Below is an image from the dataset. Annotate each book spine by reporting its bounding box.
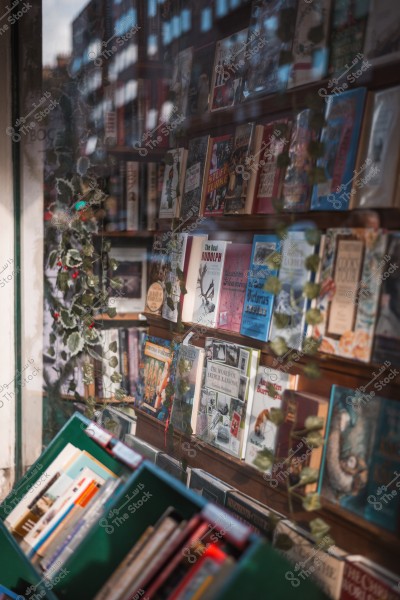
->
[126,161,139,231]
[118,328,130,396]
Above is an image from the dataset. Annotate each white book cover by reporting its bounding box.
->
[159,148,187,219]
[192,240,231,327]
[181,234,208,323]
[162,233,189,323]
[363,0,400,66]
[244,366,297,473]
[269,231,315,350]
[108,247,147,313]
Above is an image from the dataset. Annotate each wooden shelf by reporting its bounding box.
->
[61,394,136,405]
[135,408,400,575]
[146,314,400,400]
[94,230,155,239]
[94,312,147,321]
[107,146,167,162]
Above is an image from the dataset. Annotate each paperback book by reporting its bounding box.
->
[181,135,210,220]
[363,0,400,66]
[139,336,176,420]
[170,343,205,436]
[240,234,280,342]
[169,47,193,118]
[328,0,371,75]
[126,161,139,231]
[311,228,387,363]
[202,134,233,216]
[187,43,214,117]
[161,233,190,323]
[217,242,252,333]
[195,337,260,459]
[210,29,248,111]
[159,148,188,219]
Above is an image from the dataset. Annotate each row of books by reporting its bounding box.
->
[147,229,400,366]
[119,436,400,600]
[158,84,400,218]
[137,333,400,534]
[168,0,400,116]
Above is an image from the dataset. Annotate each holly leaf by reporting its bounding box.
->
[57,271,70,293]
[166,297,175,311]
[67,331,84,357]
[109,258,119,271]
[264,276,281,294]
[305,415,324,431]
[165,281,173,294]
[305,308,323,326]
[303,362,321,380]
[179,282,187,295]
[309,518,330,540]
[269,407,284,426]
[302,337,321,355]
[110,371,122,384]
[86,346,103,361]
[306,430,325,448]
[302,493,322,512]
[297,467,319,486]
[270,337,289,357]
[305,229,322,246]
[303,282,321,299]
[266,252,282,270]
[49,333,56,345]
[65,249,83,268]
[176,266,184,280]
[107,307,117,319]
[82,293,95,306]
[109,277,123,290]
[60,309,77,329]
[82,243,95,257]
[114,387,127,401]
[87,274,100,288]
[48,250,58,269]
[109,341,118,353]
[109,356,118,368]
[47,346,55,357]
[273,313,290,329]
[305,254,320,272]
[83,327,100,345]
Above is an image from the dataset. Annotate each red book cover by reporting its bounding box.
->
[202,134,233,216]
[217,243,252,333]
[253,119,291,214]
[341,559,400,600]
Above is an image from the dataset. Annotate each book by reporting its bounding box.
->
[169,47,194,118]
[341,555,400,599]
[244,366,298,474]
[319,385,400,532]
[328,0,370,75]
[127,327,140,398]
[181,234,209,323]
[98,406,136,441]
[139,335,175,419]
[269,231,316,350]
[310,88,367,211]
[191,240,231,327]
[188,469,235,506]
[217,243,252,333]
[146,162,159,231]
[225,490,284,539]
[242,0,297,99]
[224,123,264,215]
[155,453,189,485]
[187,42,214,117]
[108,247,147,313]
[162,233,191,323]
[350,86,400,209]
[253,120,291,214]
[274,519,347,599]
[275,390,329,494]
[373,233,400,367]
[210,28,248,111]
[126,161,139,231]
[123,435,162,463]
[195,337,260,459]
[363,0,400,66]
[159,148,188,219]
[288,0,332,88]
[311,228,387,363]
[202,134,233,217]
[145,236,169,316]
[170,343,205,436]
[282,109,316,212]
[181,135,210,220]
[240,234,280,342]
[118,329,129,394]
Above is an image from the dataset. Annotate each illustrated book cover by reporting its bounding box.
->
[170,344,206,436]
[202,134,233,217]
[210,29,248,111]
[217,242,252,333]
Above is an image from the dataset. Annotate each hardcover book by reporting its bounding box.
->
[159,148,188,219]
[311,228,387,363]
[187,42,214,117]
[240,234,280,342]
[217,243,252,333]
[350,86,400,209]
[195,337,260,459]
[242,0,297,99]
[244,366,298,474]
[341,556,400,599]
[170,343,205,436]
[139,336,176,420]
[202,134,233,217]
[288,0,332,88]
[363,0,400,66]
[189,469,235,506]
[169,47,193,118]
[224,123,264,215]
[282,109,316,212]
[192,239,231,327]
[328,0,370,75]
[310,88,367,211]
[181,135,210,220]
[108,247,147,313]
[225,490,284,539]
[373,233,400,367]
[269,231,316,350]
[319,385,400,533]
[210,28,248,111]
[253,120,291,214]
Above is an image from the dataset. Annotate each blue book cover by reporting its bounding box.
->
[319,385,400,532]
[310,87,367,211]
[240,234,280,342]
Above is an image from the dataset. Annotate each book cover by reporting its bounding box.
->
[127,328,139,398]
[341,556,400,599]
[170,344,205,435]
[319,385,400,532]
[146,162,159,231]
[253,120,291,214]
[224,490,283,539]
[192,240,231,327]
[108,247,147,313]
[139,336,176,420]
[126,161,139,231]
[224,123,256,215]
[312,228,387,363]
[155,453,188,485]
[145,236,169,316]
[210,28,248,111]
[202,134,233,217]
[373,233,400,367]
[240,234,280,342]
[162,233,190,323]
[189,468,235,506]
[169,46,193,118]
[328,0,370,75]
[159,148,188,219]
[269,231,316,350]
[187,42,214,117]
[181,135,210,220]
[242,0,297,99]
[181,234,209,323]
[275,390,329,494]
[244,366,297,474]
[310,88,367,211]
[195,337,260,459]
[288,0,332,88]
[363,0,400,66]
[282,109,316,212]
[217,243,252,333]
[351,86,400,209]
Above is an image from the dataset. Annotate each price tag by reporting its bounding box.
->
[85,423,113,447]
[113,441,143,469]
